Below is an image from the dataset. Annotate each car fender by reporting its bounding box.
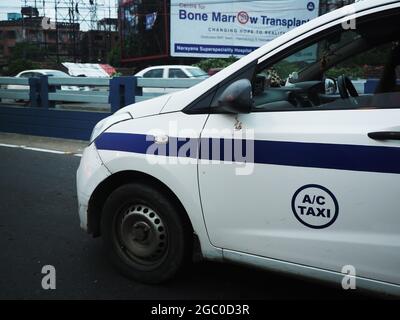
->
[94,112,222,261]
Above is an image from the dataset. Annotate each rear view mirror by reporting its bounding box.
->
[218,79,253,114]
[325,77,337,95]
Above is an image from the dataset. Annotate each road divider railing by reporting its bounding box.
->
[0,77,30,101]
[0,75,205,140]
[0,75,204,111]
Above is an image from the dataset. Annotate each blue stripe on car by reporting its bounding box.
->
[95,132,400,174]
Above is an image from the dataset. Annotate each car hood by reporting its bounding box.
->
[115,93,174,118]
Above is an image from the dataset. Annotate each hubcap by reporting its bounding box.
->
[117,204,167,264]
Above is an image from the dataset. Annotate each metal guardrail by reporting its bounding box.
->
[0,78,30,85]
[0,75,205,140]
[48,77,110,86]
[137,78,204,88]
[0,89,30,100]
[0,76,203,112]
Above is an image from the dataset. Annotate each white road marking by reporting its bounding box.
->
[0,143,80,156]
[21,146,67,154]
[0,143,21,148]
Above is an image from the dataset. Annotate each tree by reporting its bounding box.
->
[107,46,121,67]
[195,57,238,71]
[5,43,44,75]
[10,43,45,60]
[7,59,39,76]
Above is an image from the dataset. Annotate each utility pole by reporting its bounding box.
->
[107,0,111,60]
[72,0,76,63]
[55,0,59,63]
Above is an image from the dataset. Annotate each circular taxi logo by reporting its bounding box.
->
[291,184,339,229]
[237,11,249,24]
[307,2,316,12]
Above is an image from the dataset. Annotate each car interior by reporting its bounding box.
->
[251,11,400,112]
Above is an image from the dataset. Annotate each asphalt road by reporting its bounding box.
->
[0,146,369,300]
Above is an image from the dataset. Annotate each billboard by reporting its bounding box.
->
[170,0,319,58]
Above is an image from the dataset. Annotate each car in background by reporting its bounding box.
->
[7,69,85,91]
[135,65,209,93]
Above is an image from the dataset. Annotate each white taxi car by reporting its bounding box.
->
[77,0,400,296]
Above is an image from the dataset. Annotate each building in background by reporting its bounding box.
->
[80,28,119,63]
[0,0,355,71]
[0,15,79,63]
[7,13,22,21]
[0,1,119,72]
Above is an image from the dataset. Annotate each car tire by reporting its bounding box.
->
[101,183,192,284]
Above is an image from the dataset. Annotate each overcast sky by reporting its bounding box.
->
[0,0,118,30]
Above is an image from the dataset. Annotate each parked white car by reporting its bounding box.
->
[7,69,83,91]
[135,65,208,93]
[77,0,400,296]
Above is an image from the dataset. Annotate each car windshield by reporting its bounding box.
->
[185,67,207,77]
[265,17,400,85]
[269,30,363,85]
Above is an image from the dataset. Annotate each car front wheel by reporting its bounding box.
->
[101,182,192,284]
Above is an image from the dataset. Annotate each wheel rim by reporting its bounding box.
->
[115,204,168,267]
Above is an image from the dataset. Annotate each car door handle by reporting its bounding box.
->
[368,131,400,140]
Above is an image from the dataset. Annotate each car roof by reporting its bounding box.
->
[142,65,199,69]
[19,69,68,74]
[136,65,202,75]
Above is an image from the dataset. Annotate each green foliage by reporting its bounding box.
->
[326,44,391,79]
[273,61,302,79]
[5,43,43,75]
[10,43,45,60]
[107,46,121,67]
[7,59,39,76]
[326,66,365,79]
[194,57,238,71]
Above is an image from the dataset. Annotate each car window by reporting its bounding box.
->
[143,69,163,78]
[251,10,400,112]
[19,72,33,78]
[185,67,207,77]
[45,71,70,77]
[168,68,188,78]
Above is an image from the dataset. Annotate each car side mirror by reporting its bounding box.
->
[218,79,253,114]
[325,77,337,95]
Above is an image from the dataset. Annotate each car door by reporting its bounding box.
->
[142,68,165,94]
[165,67,189,93]
[12,72,32,90]
[198,7,400,285]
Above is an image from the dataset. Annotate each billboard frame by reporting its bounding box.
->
[119,0,169,63]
